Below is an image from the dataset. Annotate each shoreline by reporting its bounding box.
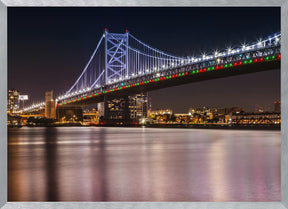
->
[8,123,280,130]
[144,124,280,130]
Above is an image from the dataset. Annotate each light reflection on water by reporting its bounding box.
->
[8,127,280,201]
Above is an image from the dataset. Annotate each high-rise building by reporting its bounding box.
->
[129,92,148,120]
[45,90,56,119]
[274,101,281,112]
[8,89,20,112]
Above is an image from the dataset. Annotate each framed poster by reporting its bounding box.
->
[0,0,287,209]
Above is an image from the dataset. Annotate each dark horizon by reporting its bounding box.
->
[8,7,280,113]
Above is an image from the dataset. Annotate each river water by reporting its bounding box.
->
[8,127,280,201]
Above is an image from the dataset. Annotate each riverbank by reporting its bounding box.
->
[145,123,280,130]
[9,123,281,130]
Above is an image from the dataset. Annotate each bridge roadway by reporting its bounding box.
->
[57,56,280,107]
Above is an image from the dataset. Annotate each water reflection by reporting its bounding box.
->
[8,127,280,201]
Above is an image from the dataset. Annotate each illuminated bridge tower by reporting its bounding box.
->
[101,30,147,124]
[105,29,129,84]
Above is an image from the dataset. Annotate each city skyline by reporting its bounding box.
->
[8,7,280,112]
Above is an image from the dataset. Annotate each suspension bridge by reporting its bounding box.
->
[21,29,281,123]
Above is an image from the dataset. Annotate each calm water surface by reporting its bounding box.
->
[8,127,280,201]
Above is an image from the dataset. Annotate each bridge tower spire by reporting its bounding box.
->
[105,29,129,84]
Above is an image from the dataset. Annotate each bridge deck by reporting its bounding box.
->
[59,59,280,107]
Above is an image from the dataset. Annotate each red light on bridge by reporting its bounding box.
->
[277,54,281,59]
[114,88,118,91]
[185,72,188,76]
[233,63,237,66]
[125,29,129,33]
[57,104,60,107]
[104,28,108,31]
[253,58,258,63]
[100,122,104,125]
[239,61,242,65]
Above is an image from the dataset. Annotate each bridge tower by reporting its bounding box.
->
[101,30,149,125]
[105,29,129,84]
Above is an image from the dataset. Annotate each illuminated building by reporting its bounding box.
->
[8,89,20,113]
[83,109,99,124]
[45,90,56,119]
[150,109,173,123]
[129,92,148,120]
[232,112,280,124]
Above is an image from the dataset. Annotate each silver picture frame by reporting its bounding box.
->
[0,0,287,208]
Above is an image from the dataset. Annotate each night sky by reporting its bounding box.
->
[8,7,280,113]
